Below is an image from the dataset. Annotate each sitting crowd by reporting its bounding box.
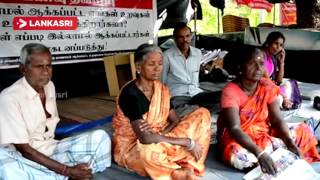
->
[0,25,319,180]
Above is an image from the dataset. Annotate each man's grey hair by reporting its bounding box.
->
[134,43,162,65]
[20,43,51,65]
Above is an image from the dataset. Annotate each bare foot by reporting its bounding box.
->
[171,168,200,180]
[282,98,293,110]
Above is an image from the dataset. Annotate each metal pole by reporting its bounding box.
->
[217,8,220,34]
[194,6,197,47]
[273,3,276,25]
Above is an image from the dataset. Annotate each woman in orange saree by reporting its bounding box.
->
[218,47,320,175]
[112,44,211,180]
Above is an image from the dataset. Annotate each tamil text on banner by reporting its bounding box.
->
[0,0,156,68]
[236,0,273,12]
[280,2,296,25]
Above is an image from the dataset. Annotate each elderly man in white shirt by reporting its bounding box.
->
[161,23,221,117]
[0,43,111,180]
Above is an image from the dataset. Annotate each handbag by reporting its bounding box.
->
[314,96,320,111]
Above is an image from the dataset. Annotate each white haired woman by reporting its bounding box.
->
[112,43,212,180]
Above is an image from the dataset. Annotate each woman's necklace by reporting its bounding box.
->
[239,81,257,96]
[141,85,153,93]
[136,80,154,100]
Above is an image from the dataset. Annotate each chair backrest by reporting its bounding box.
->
[103,53,135,96]
[222,15,250,33]
[257,23,275,27]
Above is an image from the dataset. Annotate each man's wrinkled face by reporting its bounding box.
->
[175,27,192,51]
[21,51,52,90]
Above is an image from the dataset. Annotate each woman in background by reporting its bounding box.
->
[262,31,298,110]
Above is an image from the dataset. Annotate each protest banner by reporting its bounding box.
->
[0,0,157,68]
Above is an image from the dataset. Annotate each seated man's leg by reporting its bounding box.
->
[190,91,221,113]
[171,96,198,117]
[0,147,65,179]
[51,129,111,173]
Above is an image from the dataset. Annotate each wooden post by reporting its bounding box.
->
[104,53,135,96]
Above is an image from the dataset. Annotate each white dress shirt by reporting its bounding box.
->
[161,45,203,97]
[0,77,59,156]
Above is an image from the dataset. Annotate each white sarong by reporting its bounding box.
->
[0,129,111,180]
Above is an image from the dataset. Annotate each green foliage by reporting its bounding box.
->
[158,0,280,36]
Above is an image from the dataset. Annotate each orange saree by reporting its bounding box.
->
[218,78,320,169]
[112,80,211,180]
